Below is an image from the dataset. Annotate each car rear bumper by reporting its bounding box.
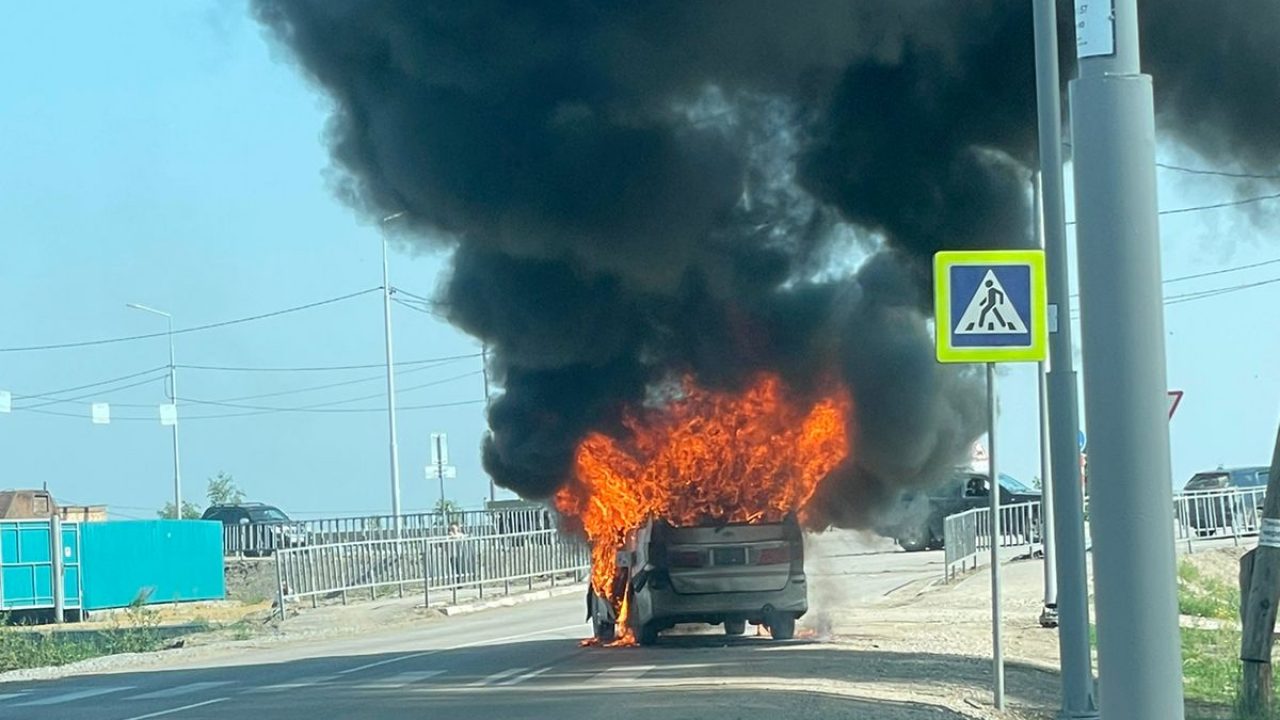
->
[635,576,807,627]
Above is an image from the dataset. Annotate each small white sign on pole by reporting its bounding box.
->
[443,466,458,480]
[430,432,449,465]
[91,403,111,425]
[1074,0,1116,59]
[159,403,178,426]
[0,390,10,413]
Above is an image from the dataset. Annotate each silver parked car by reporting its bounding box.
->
[588,514,807,645]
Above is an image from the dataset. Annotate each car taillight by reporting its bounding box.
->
[755,546,792,565]
[668,550,706,568]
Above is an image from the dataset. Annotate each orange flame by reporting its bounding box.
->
[556,372,853,618]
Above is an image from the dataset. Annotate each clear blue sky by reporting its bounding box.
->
[1,3,1276,521]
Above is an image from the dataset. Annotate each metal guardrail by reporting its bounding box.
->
[944,486,1271,580]
[273,528,590,615]
[220,508,557,557]
[1173,486,1267,552]
[942,501,1041,581]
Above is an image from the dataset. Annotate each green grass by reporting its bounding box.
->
[1179,560,1242,621]
[0,596,168,672]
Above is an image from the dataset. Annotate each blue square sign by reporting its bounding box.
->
[934,250,1048,363]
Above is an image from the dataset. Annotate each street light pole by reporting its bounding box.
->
[1070,1,1185,718]
[481,342,494,504]
[380,213,405,529]
[1030,3,1099,717]
[127,303,182,519]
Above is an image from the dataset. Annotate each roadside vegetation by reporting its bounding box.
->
[0,597,167,673]
[1175,556,1280,720]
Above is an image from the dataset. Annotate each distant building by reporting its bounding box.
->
[0,490,108,521]
[59,505,109,523]
[0,489,57,519]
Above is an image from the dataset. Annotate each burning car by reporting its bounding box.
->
[587,514,806,645]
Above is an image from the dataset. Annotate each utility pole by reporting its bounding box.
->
[1240,425,1280,713]
[1033,173,1059,632]
[1031,2,1099,717]
[987,363,1005,711]
[380,213,405,529]
[482,342,495,504]
[127,303,183,520]
[1070,1,1184,718]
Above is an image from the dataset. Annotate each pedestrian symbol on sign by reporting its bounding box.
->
[956,270,1028,334]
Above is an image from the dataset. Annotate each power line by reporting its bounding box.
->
[177,352,481,373]
[1069,274,1280,319]
[12,365,169,400]
[190,356,469,403]
[180,397,486,420]
[1163,257,1280,284]
[393,297,450,319]
[17,374,169,410]
[1070,256,1280,298]
[1163,276,1280,305]
[14,396,485,422]
[1065,191,1280,226]
[0,287,381,354]
[1158,162,1280,181]
[1159,191,1280,216]
[390,287,447,306]
[181,370,483,412]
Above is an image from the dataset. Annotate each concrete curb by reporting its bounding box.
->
[436,583,586,617]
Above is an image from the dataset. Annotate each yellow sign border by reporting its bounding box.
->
[934,249,1049,364]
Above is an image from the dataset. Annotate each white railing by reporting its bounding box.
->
[221,508,557,556]
[1173,486,1267,552]
[942,501,1041,581]
[273,528,590,615]
[944,486,1272,581]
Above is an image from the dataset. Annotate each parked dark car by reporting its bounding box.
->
[202,502,307,556]
[1181,466,1269,536]
[881,471,1042,552]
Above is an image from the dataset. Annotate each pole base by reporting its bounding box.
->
[1039,604,1060,628]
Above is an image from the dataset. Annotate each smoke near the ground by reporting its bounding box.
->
[252,1,1278,527]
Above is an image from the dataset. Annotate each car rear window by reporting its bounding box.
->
[248,507,289,522]
[1184,473,1230,491]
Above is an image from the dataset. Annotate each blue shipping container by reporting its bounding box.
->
[80,520,225,610]
[0,520,83,612]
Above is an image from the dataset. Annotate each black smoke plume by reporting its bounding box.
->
[251,1,1279,527]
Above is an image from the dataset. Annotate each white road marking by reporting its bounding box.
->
[496,667,551,686]
[339,622,582,675]
[468,667,527,687]
[357,670,446,689]
[586,665,655,684]
[15,686,133,706]
[245,676,334,693]
[128,682,235,700]
[118,698,227,720]
[0,692,31,702]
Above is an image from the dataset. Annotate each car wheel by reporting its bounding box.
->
[767,615,796,641]
[897,525,931,552]
[593,617,616,643]
[724,619,747,636]
[637,622,660,646]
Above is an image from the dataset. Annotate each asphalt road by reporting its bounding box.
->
[0,539,973,720]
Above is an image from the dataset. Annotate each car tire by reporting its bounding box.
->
[724,619,747,636]
[767,615,796,641]
[898,526,931,553]
[637,622,660,646]
[593,617,616,643]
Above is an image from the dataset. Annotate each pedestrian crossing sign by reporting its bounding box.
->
[934,249,1048,363]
